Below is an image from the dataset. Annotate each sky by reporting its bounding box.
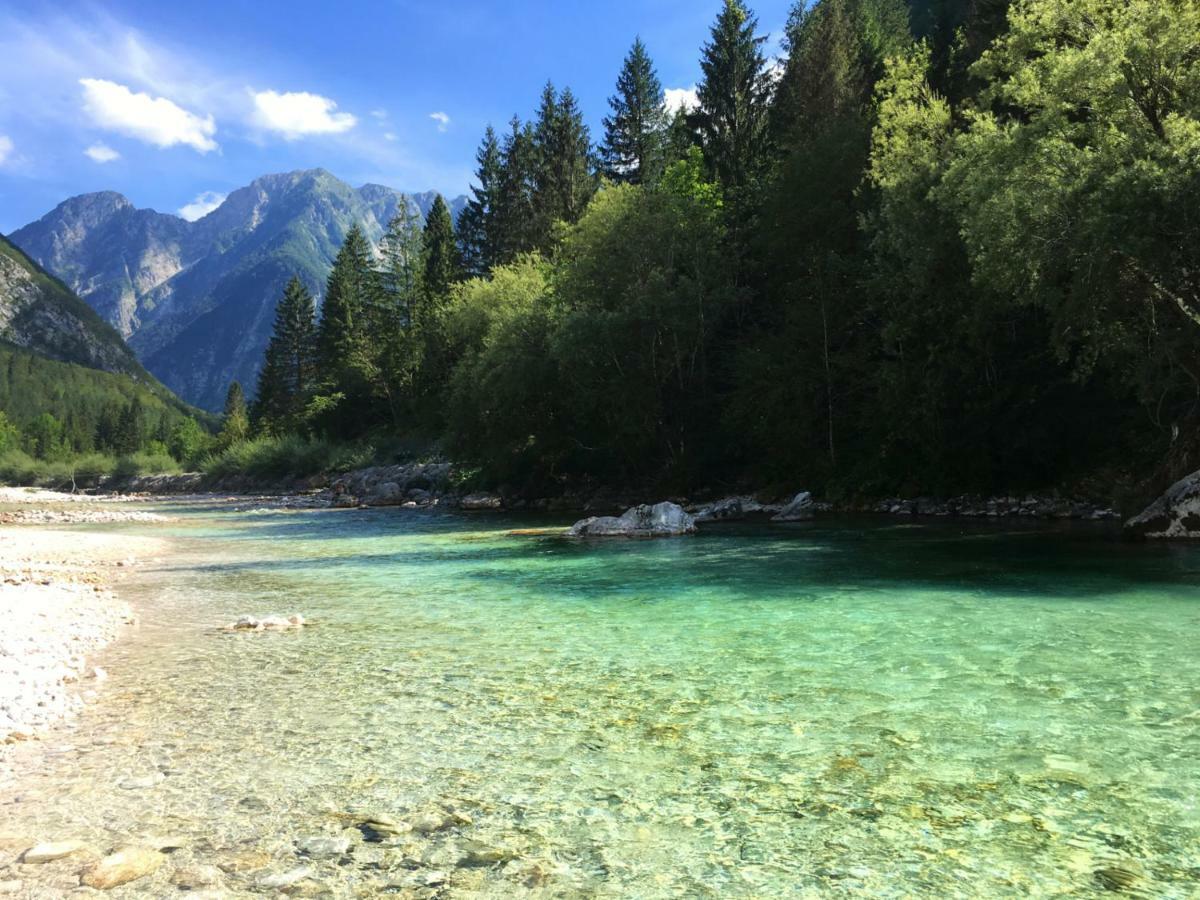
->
[0,0,793,234]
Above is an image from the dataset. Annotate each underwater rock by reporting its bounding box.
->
[256,866,313,889]
[297,836,351,859]
[169,863,223,889]
[80,846,164,889]
[224,614,306,632]
[21,841,88,863]
[569,502,696,538]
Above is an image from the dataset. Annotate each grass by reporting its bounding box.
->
[0,449,181,488]
[200,435,375,481]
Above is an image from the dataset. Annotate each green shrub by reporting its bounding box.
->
[201,435,373,481]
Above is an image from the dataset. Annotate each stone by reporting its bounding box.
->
[80,846,164,889]
[118,772,164,790]
[461,493,503,510]
[772,491,815,522]
[256,866,313,889]
[297,836,351,859]
[569,502,697,538]
[411,810,472,834]
[694,496,750,522]
[21,841,87,863]
[216,849,272,873]
[169,863,223,889]
[0,881,21,895]
[457,842,516,868]
[1125,470,1200,538]
[226,614,305,632]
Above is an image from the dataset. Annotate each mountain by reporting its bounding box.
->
[0,234,204,444]
[10,170,468,411]
[0,234,147,377]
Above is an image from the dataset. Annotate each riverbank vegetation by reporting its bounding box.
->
[232,0,1200,502]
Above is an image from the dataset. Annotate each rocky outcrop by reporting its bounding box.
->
[569,502,696,538]
[772,492,815,522]
[330,463,452,508]
[461,493,502,510]
[1125,471,1200,538]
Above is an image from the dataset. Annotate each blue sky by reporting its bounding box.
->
[0,0,793,233]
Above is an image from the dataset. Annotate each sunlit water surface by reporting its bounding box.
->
[2,504,1199,897]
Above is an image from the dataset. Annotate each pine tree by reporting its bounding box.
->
[600,38,668,185]
[696,0,772,193]
[378,204,424,330]
[532,84,595,245]
[457,126,502,277]
[421,195,458,307]
[254,276,317,433]
[217,382,249,448]
[114,397,144,455]
[317,223,376,374]
[492,116,538,265]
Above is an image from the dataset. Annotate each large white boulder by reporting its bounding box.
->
[1125,471,1200,538]
[772,491,815,522]
[569,502,697,538]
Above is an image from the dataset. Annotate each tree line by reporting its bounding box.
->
[246,0,1200,500]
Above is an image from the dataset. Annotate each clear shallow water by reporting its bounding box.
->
[2,505,1200,897]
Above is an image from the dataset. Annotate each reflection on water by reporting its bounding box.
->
[2,506,1199,897]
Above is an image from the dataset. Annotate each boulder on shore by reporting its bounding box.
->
[1125,470,1200,538]
[694,496,750,522]
[569,502,696,538]
[461,493,503,510]
[772,492,815,522]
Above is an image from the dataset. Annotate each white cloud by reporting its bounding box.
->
[84,142,120,163]
[370,108,388,120]
[665,86,699,114]
[383,132,398,142]
[250,90,356,139]
[80,77,217,152]
[0,135,12,165]
[429,111,450,133]
[178,190,226,222]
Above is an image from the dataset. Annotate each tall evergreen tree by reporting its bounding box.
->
[492,116,538,264]
[422,195,459,306]
[532,84,596,247]
[378,204,424,329]
[457,126,502,277]
[695,0,772,193]
[114,397,144,456]
[254,276,317,433]
[317,224,376,374]
[600,38,668,184]
[217,382,249,448]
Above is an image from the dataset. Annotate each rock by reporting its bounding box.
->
[1125,470,1200,538]
[359,814,409,840]
[170,863,223,889]
[569,502,697,538]
[216,849,272,873]
[694,496,749,522]
[364,482,403,507]
[0,881,21,895]
[772,491,815,522]
[256,866,313,889]
[297,836,351,859]
[457,842,516,868]
[21,840,87,863]
[411,810,472,834]
[226,614,305,632]
[118,772,164,790]
[80,846,164,889]
[461,493,502,510]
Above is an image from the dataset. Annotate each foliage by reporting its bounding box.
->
[600,38,669,184]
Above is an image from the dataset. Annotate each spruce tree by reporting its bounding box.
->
[254,276,317,433]
[378,204,424,330]
[532,84,595,245]
[458,127,502,277]
[696,0,772,193]
[492,116,538,265]
[317,223,376,375]
[421,195,458,307]
[600,38,668,185]
[217,382,249,448]
[114,397,144,455]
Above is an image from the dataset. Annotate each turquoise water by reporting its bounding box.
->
[3,504,1200,897]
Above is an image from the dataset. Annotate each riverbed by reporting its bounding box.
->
[1,501,1198,897]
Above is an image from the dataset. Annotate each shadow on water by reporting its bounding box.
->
[149,505,1200,604]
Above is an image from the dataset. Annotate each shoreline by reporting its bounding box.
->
[0,491,170,763]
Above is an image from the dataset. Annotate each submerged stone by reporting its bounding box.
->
[21,841,87,863]
[80,846,164,889]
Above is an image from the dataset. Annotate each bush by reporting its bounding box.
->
[201,435,373,481]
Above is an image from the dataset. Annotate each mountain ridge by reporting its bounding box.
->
[10,170,468,410]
